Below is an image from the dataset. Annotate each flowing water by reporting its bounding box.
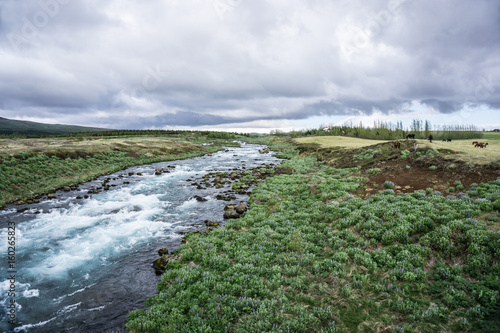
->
[0,144,280,332]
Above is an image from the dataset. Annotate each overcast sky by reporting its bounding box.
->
[1,0,499,132]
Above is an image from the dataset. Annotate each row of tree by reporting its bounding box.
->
[274,120,483,140]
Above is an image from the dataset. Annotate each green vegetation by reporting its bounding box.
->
[126,152,500,332]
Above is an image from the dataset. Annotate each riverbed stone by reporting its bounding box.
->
[158,248,169,256]
[236,201,247,214]
[224,209,240,219]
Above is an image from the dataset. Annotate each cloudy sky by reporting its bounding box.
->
[1,0,499,132]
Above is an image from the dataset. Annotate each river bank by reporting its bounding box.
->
[0,136,239,208]
[0,143,281,332]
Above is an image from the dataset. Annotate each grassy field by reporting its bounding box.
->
[416,138,500,165]
[0,135,226,207]
[0,136,204,158]
[481,132,500,140]
[127,138,500,333]
[294,136,390,149]
[294,136,500,166]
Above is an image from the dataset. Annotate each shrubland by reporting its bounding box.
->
[126,141,500,332]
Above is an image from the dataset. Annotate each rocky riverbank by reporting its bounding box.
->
[150,161,299,274]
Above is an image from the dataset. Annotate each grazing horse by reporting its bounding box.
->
[474,142,488,148]
[447,138,452,142]
[393,141,401,149]
[406,134,415,139]
[472,141,479,145]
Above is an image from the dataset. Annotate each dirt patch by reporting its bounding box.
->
[295,139,500,198]
[359,156,500,198]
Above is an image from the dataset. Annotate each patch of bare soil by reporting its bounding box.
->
[359,156,500,198]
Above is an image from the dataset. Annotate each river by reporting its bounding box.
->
[0,143,280,332]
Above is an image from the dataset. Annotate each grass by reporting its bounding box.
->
[481,132,500,140]
[415,139,500,165]
[294,135,500,166]
[0,136,227,207]
[126,140,500,333]
[294,136,389,149]
[0,136,204,158]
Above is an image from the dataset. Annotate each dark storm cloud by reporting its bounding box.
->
[0,0,499,129]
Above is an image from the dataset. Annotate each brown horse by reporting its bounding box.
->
[475,142,488,148]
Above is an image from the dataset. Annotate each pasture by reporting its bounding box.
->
[294,136,389,149]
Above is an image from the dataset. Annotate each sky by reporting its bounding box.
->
[1,0,499,133]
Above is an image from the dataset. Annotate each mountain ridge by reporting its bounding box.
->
[0,116,112,135]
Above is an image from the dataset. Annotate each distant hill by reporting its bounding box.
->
[0,117,111,135]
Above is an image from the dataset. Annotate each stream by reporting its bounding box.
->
[0,143,281,332]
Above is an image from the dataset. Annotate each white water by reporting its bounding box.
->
[0,144,280,332]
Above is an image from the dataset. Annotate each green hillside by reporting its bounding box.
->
[0,117,111,135]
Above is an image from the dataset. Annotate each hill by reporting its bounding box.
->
[0,116,111,135]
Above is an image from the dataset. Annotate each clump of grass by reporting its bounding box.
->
[487,214,499,222]
[367,168,381,175]
[400,149,410,160]
[383,181,395,189]
[429,165,438,171]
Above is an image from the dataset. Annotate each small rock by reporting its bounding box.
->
[204,220,219,227]
[194,195,207,202]
[158,248,169,256]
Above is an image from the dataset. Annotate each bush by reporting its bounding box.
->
[384,181,395,189]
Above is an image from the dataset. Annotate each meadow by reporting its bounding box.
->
[0,133,245,207]
[126,137,500,333]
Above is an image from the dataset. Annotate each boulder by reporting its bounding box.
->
[224,209,240,219]
[224,204,236,210]
[236,202,247,214]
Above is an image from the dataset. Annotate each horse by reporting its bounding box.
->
[393,141,401,149]
[472,141,479,145]
[446,139,452,142]
[406,134,415,139]
[475,142,488,148]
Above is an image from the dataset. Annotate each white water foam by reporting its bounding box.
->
[13,317,57,332]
